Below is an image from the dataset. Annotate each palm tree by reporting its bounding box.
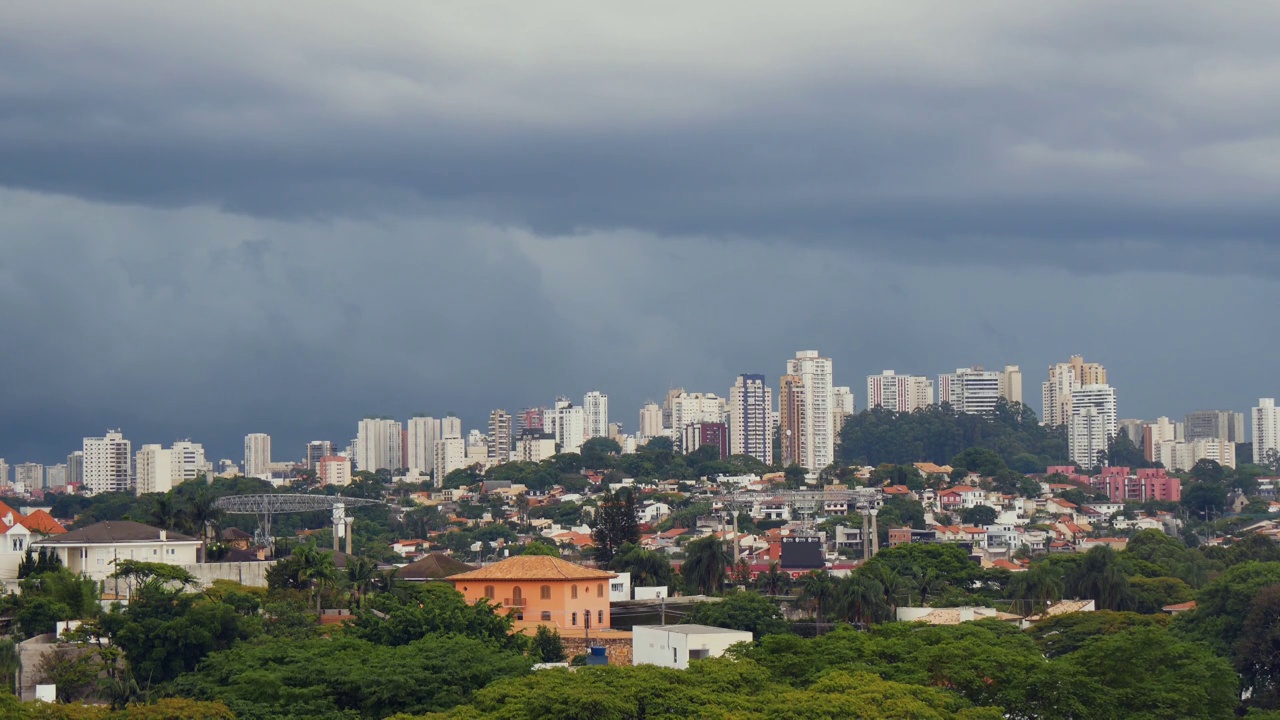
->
[799,570,837,629]
[144,494,180,531]
[755,563,792,596]
[1006,564,1064,616]
[908,565,944,606]
[835,574,890,627]
[345,556,378,608]
[181,488,225,561]
[681,536,731,596]
[1065,546,1132,611]
[515,493,531,525]
[863,563,906,612]
[292,544,339,611]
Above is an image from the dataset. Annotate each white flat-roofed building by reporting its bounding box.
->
[632,625,753,669]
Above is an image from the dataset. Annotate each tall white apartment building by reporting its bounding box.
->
[517,431,558,463]
[639,403,665,440]
[831,386,855,436]
[785,350,835,471]
[544,399,586,455]
[136,444,173,495]
[866,371,934,413]
[1253,398,1280,465]
[998,365,1023,405]
[488,409,513,463]
[244,433,272,477]
[671,392,727,450]
[1069,407,1110,469]
[84,430,132,495]
[433,437,467,481]
[441,415,463,441]
[1068,384,1117,468]
[1042,355,1107,427]
[46,464,67,488]
[407,416,441,476]
[15,463,43,491]
[66,451,83,488]
[729,374,773,465]
[171,441,208,484]
[0,459,8,487]
[583,392,609,440]
[1153,439,1236,472]
[1141,417,1182,461]
[356,418,403,472]
[938,367,1002,416]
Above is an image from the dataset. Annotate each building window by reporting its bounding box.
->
[540,585,551,600]
[597,583,604,598]
[484,585,496,600]
[572,612,577,626]
[541,611,551,622]
[674,647,678,664]
[598,609,604,625]
[571,585,578,600]
[512,586,524,606]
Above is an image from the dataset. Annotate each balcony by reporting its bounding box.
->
[504,597,527,607]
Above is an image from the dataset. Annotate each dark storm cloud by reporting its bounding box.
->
[2,2,1280,462]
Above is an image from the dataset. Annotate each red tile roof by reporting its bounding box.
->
[20,510,66,535]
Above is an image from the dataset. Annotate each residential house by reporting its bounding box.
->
[31,521,200,582]
[449,555,616,630]
[0,504,68,579]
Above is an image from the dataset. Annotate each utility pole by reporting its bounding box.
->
[660,596,667,625]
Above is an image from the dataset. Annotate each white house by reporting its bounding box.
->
[0,504,68,580]
[632,625,753,669]
[639,503,671,524]
[32,520,201,583]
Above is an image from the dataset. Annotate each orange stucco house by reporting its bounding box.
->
[449,555,616,630]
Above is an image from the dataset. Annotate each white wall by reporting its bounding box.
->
[632,625,753,669]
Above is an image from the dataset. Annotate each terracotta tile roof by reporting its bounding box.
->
[991,559,1026,572]
[1162,600,1197,613]
[398,552,475,580]
[20,510,66,535]
[448,555,616,582]
[883,485,912,495]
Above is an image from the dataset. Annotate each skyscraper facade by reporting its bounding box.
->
[407,416,440,476]
[1253,398,1280,465]
[831,386,855,438]
[1184,410,1247,443]
[136,444,174,495]
[670,392,727,450]
[1043,355,1107,427]
[516,407,545,436]
[84,430,132,495]
[488,409,513,463]
[15,463,43,491]
[66,451,83,488]
[779,375,806,467]
[866,371,934,413]
[244,433,272,477]
[356,418,403,472]
[638,402,665,440]
[938,367,1002,416]
[583,391,608,440]
[998,365,1023,405]
[729,374,773,465]
[1068,384,1117,468]
[544,399,586,455]
[305,440,334,470]
[785,350,835,471]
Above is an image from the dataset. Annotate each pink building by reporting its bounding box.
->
[317,455,352,487]
[1090,467,1181,503]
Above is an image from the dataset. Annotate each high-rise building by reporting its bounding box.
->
[1142,417,1182,461]
[433,436,467,480]
[488,409,513,463]
[15,463,43,490]
[1253,399,1280,465]
[1043,355,1108,427]
[46,463,67,489]
[1153,439,1236,472]
[516,407,545,436]
[543,399,586,455]
[729,374,773,465]
[517,430,558,463]
[998,365,1023,406]
[66,451,83,488]
[866,371,934,413]
[305,441,334,470]
[244,433,272,477]
[1068,384,1117,469]
[356,418,403,472]
[407,416,440,476]
[661,388,685,432]
[639,402,665,440]
[1184,410,1247,443]
[779,374,806,468]
[0,459,8,487]
[317,455,352,487]
[441,415,463,440]
[670,392,727,450]
[938,367,1002,416]
[682,422,728,460]
[583,391,608,440]
[171,441,208,484]
[785,351,835,471]
[135,444,173,495]
[831,386,855,438]
[84,430,132,495]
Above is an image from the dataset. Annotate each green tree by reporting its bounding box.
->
[685,590,789,637]
[1063,545,1132,611]
[579,437,622,470]
[1182,481,1229,521]
[1026,610,1171,658]
[348,583,520,650]
[530,626,567,663]
[0,637,17,695]
[681,536,731,596]
[1128,576,1193,614]
[1235,584,1280,708]
[754,562,792,596]
[1181,562,1280,655]
[1005,563,1064,616]
[590,489,640,564]
[608,543,675,591]
[783,463,808,489]
[960,505,998,527]
[798,570,838,623]
[1190,458,1227,484]
[521,541,561,557]
[834,574,890,627]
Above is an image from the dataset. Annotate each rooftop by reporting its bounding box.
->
[639,624,752,635]
[448,555,615,582]
[34,520,198,545]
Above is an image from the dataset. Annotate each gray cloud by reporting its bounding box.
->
[1,2,1279,462]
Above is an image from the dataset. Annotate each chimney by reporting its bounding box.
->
[159,529,167,541]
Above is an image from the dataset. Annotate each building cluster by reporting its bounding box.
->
[0,352,1275,499]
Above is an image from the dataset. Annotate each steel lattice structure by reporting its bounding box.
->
[214,494,383,546]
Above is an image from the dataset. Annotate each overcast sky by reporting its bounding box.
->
[4,2,1280,464]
